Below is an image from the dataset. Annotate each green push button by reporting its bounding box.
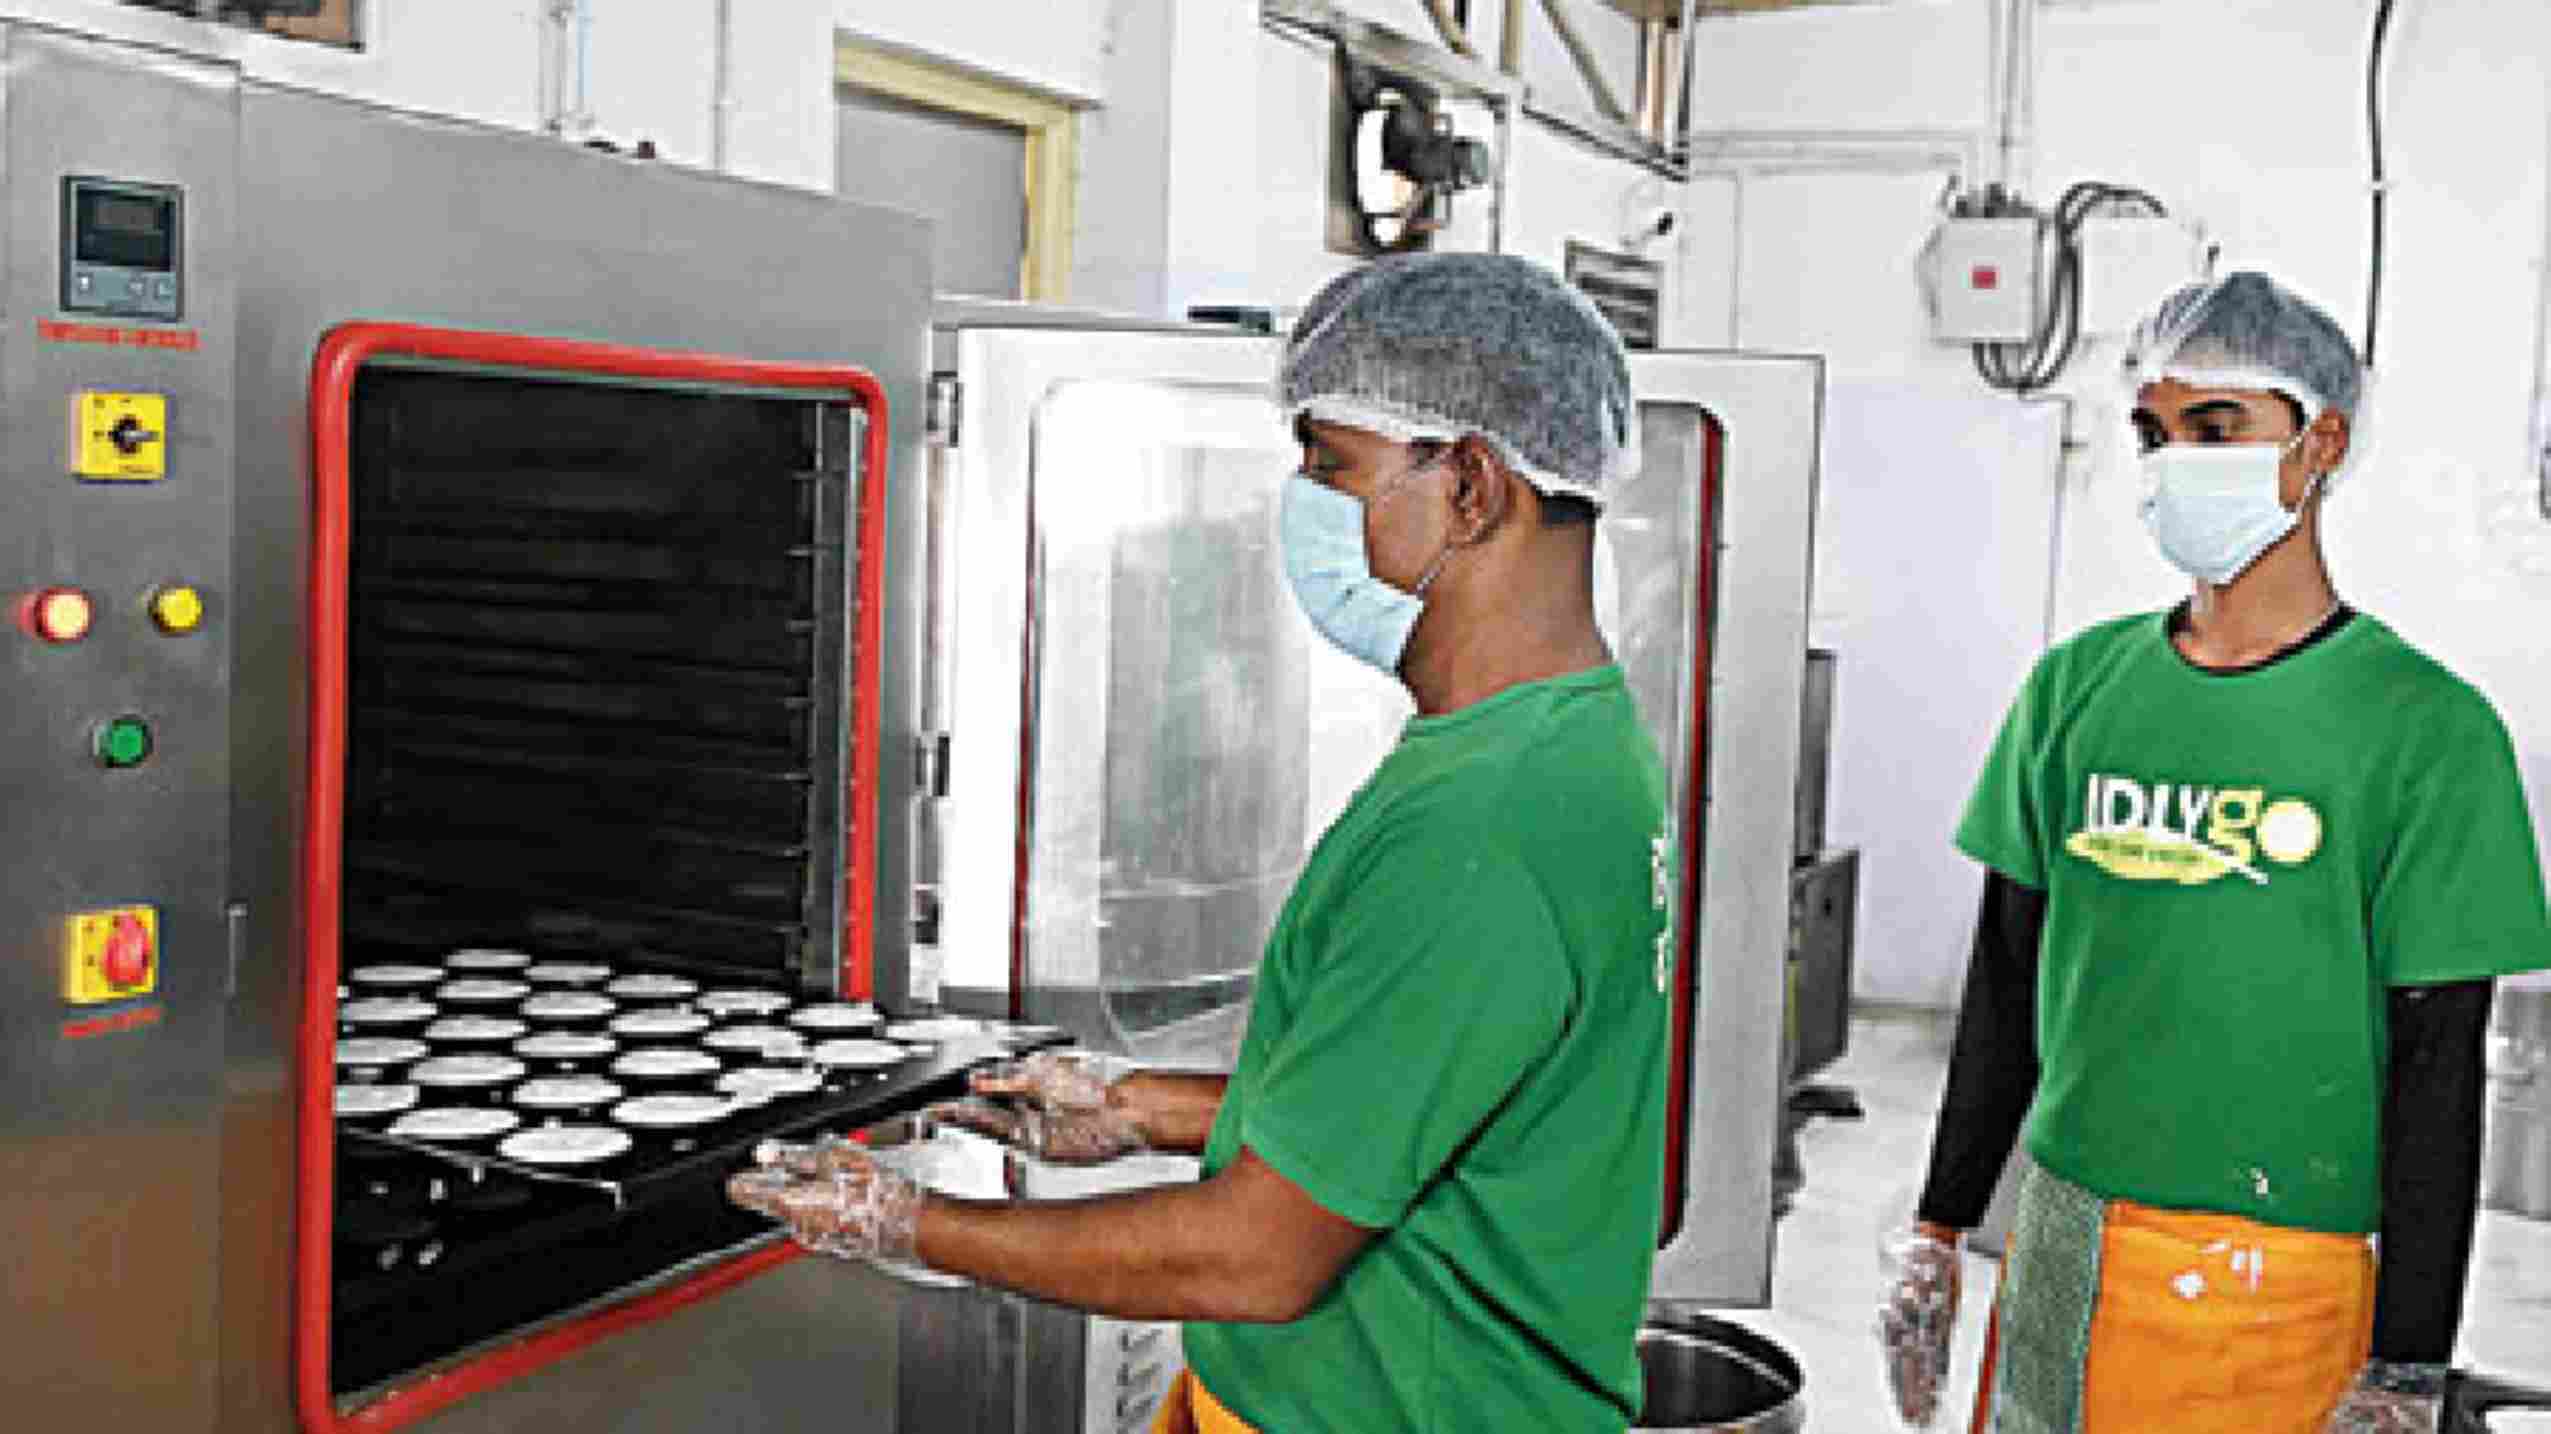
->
[95,715,153,769]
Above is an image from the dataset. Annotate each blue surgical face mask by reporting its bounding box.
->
[1278,463,1453,674]
[2138,435,2317,586]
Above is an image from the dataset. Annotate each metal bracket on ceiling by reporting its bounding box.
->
[1263,0,1524,111]
[1262,0,1694,181]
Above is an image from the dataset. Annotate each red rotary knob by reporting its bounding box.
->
[103,914,152,988]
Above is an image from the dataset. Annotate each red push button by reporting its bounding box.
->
[102,914,152,988]
[23,587,94,643]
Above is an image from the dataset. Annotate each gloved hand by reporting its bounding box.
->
[1877,1225,1964,1428]
[726,1134,925,1263]
[2321,1362,2447,1434]
[930,1050,1145,1165]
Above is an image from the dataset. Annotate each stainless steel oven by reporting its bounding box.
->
[1,21,959,1432]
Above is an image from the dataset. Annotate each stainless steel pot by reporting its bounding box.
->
[1633,1315,1804,1433]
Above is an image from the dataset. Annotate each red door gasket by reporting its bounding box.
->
[297,323,890,1433]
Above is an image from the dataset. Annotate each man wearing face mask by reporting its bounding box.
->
[731,253,1674,1433]
[1877,270,2550,1434]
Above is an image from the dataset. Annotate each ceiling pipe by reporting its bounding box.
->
[710,0,735,172]
[1985,0,2034,189]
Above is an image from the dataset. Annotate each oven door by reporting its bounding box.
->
[927,322,1410,1069]
[1628,351,1825,1307]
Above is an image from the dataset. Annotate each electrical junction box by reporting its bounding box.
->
[1926,216,2042,343]
[2077,215,2208,337]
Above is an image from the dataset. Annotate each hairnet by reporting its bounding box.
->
[1279,253,1636,507]
[2120,271,2363,426]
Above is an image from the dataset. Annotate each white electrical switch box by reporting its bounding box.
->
[1926,217,2042,343]
[2078,215,2208,337]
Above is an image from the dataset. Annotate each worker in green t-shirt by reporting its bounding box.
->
[1878,272,2551,1434]
[731,254,1677,1433]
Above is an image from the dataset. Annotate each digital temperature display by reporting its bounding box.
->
[62,176,183,321]
[75,188,176,270]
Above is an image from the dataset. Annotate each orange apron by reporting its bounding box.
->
[1150,1369,1261,1434]
[1972,1197,2374,1434]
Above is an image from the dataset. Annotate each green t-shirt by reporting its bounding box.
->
[1182,665,1673,1433]
[1958,611,2550,1233]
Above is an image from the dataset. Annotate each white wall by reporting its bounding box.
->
[1691,0,1990,134]
[833,0,1110,102]
[0,0,837,190]
[1671,0,2551,1002]
[4,0,1693,316]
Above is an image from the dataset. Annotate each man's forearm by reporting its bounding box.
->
[915,1185,1264,1323]
[911,1147,1352,1325]
[1115,1071,1228,1155]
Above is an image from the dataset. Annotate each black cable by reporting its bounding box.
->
[2364,0,2400,369]
[1969,181,2167,396]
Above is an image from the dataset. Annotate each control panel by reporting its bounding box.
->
[9,119,229,1055]
[61,176,183,321]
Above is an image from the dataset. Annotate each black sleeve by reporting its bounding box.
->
[2370,979,2493,1364]
[1916,872,2046,1228]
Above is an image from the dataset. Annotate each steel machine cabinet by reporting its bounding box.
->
[0,20,942,1434]
[1790,846,1860,1080]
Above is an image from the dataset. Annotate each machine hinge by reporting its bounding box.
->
[916,731,952,798]
[926,373,961,446]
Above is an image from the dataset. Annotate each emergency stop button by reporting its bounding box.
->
[63,905,158,1004]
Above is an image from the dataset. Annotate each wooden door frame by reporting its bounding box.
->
[834,36,1081,302]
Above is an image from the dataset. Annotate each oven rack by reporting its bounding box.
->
[331,1032,1060,1394]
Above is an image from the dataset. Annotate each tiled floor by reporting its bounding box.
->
[1710,1009,2551,1432]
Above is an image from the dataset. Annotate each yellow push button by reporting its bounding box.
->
[63,905,158,1004]
[69,391,168,480]
[150,585,205,635]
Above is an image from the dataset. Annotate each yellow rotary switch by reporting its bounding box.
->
[68,391,168,480]
[149,585,205,635]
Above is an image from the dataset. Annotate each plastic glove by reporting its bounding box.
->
[726,1135,924,1263]
[1877,1226,1963,1428]
[928,1094,1145,1165]
[940,1050,1145,1164]
[2321,1362,2447,1434]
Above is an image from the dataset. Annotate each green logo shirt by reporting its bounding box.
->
[1184,666,1672,1432]
[1958,613,2550,1233]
